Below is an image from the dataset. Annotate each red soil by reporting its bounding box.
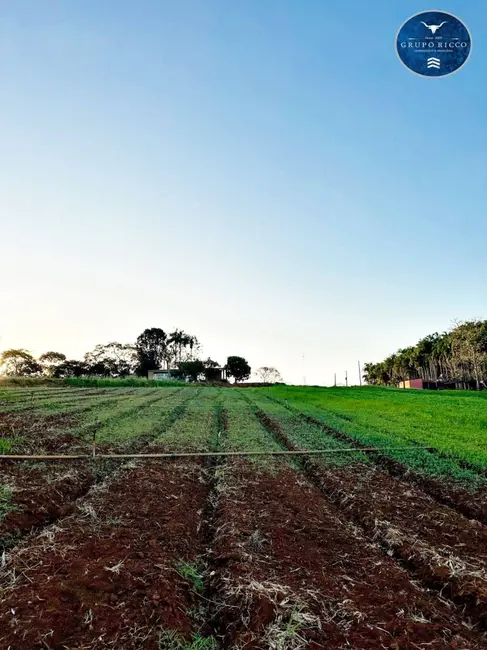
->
[256,409,487,626]
[0,390,193,550]
[0,411,95,547]
[0,410,80,444]
[0,463,94,546]
[0,461,209,649]
[318,463,487,624]
[210,460,486,649]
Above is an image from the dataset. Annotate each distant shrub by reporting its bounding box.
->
[65,377,187,388]
[0,376,61,387]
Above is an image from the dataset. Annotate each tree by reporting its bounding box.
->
[432,332,453,379]
[0,349,42,376]
[39,351,67,377]
[87,360,113,377]
[204,358,220,368]
[51,359,89,378]
[393,348,416,386]
[256,366,282,383]
[363,319,487,388]
[451,320,487,390]
[363,360,393,386]
[362,362,380,385]
[166,330,200,368]
[135,328,168,376]
[84,342,137,377]
[225,356,251,384]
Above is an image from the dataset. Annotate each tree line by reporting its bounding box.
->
[0,327,255,383]
[363,319,487,389]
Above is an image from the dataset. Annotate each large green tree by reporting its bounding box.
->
[39,351,67,377]
[135,328,168,376]
[225,356,251,384]
[0,349,42,376]
[84,342,137,377]
[166,330,200,368]
[52,359,89,378]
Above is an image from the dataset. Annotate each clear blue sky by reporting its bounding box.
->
[1,1,486,385]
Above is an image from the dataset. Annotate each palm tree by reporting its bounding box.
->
[363,321,487,389]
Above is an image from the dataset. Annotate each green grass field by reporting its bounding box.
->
[257,385,487,481]
[0,383,485,484]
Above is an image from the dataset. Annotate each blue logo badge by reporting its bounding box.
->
[396,11,472,77]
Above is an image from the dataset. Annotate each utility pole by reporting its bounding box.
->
[345,370,348,387]
[334,372,336,387]
[358,360,362,387]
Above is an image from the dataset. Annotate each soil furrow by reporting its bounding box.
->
[254,407,487,629]
[200,402,227,647]
[1,388,181,456]
[0,388,135,416]
[0,390,195,552]
[267,396,487,524]
[207,458,486,648]
[0,460,210,649]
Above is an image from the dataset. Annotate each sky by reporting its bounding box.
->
[0,0,486,385]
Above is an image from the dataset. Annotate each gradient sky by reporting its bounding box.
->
[1,0,486,385]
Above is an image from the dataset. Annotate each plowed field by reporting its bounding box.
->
[1,385,486,648]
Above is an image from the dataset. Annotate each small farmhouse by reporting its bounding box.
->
[148,366,228,382]
[204,366,227,382]
[148,369,179,381]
